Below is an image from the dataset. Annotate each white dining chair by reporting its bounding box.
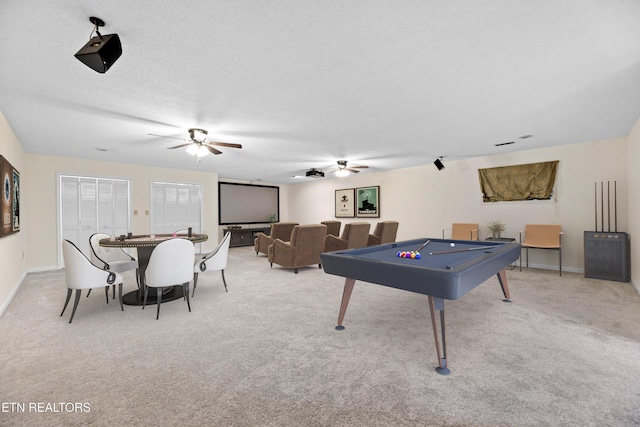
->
[61,239,124,323]
[89,233,139,299]
[143,238,195,319]
[193,231,231,296]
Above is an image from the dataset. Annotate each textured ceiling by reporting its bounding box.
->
[1,1,639,183]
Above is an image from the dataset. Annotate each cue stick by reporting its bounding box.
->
[593,181,598,233]
[614,179,617,232]
[601,180,604,233]
[415,239,431,252]
[429,246,488,255]
[607,180,611,232]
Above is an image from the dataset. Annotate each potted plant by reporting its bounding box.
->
[486,220,507,239]
[266,213,277,223]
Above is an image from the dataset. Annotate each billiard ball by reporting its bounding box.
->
[450,243,455,247]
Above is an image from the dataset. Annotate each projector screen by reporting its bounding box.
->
[218,182,279,225]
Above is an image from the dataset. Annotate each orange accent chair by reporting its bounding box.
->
[519,224,563,276]
[443,223,479,240]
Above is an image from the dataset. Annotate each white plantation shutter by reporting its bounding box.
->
[59,175,131,258]
[150,181,202,235]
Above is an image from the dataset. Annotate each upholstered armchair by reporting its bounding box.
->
[321,220,342,237]
[324,222,371,252]
[268,224,327,273]
[367,221,399,246]
[254,222,299,255]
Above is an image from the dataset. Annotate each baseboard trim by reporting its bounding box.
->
[27,266,59,273]
[516,262,583,274]
[0,271,27,318]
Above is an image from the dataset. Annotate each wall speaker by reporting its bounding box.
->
[74,34,122,73]
[434,158,445,171]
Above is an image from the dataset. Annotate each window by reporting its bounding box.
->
[478,161,558,202]
[150,181,202,234]
[59,175,131,259]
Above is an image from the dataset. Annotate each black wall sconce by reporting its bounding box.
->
[434,157,445,171]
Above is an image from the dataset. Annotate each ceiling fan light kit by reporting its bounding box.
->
[158,128,242,157]
[188,128,207,141]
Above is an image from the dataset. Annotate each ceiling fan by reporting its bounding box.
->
[149,128,242,156]
[329,160,369,177]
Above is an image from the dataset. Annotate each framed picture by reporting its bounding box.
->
[356,186,380,218]
[1,155,19,237]
[335,188,355,218]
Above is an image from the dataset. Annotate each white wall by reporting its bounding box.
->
[288,137,629,273]
[0,111,26,315]
[627,116,640,290]
[24,154,220,270]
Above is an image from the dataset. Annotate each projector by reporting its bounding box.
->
[305,169,325,178]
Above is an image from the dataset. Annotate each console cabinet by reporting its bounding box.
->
[227,227,271,248]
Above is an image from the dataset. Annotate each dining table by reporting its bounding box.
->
[99,233,208,305]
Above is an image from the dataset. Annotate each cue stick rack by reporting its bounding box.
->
[584,178,629,282]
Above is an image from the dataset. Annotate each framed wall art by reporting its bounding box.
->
[1,155,20,237]
[335,188,355,218]
[356,186,379,218]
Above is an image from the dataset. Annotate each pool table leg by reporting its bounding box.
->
[496,269,512,302]
[335,278,356,331]
[428,296,450,375]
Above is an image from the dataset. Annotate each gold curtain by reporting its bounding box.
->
[478,160,558,202]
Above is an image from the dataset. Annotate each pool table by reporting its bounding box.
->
[320,237,521,375]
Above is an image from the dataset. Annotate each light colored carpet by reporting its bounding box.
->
[1,245,639,426]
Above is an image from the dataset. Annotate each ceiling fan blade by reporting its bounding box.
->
[148,133,188,141]
[208,141,243,149]
[167,143,193,149]
[204,145,223,155]
[350,164,369,169]
[346,168,361,173]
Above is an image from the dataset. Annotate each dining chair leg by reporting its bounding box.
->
[105,286,109,304]
[192,273,199,297]
[559,248,562,276]
[69,289,82,323]
[61,288,73,316]
[142,286,149,310]
[221,270,227,292]
[118,283,124,311]
[184,283,191,312]
[112,284,116,300]
[156,288,162,319]
[86,289,91,298]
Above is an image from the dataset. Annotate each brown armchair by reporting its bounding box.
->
[254,222,299,255]
[268,224,327,273]
[324,222,371,252]
[367,221,399,246]
[519,224,563,275]
[321,220,342,237]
